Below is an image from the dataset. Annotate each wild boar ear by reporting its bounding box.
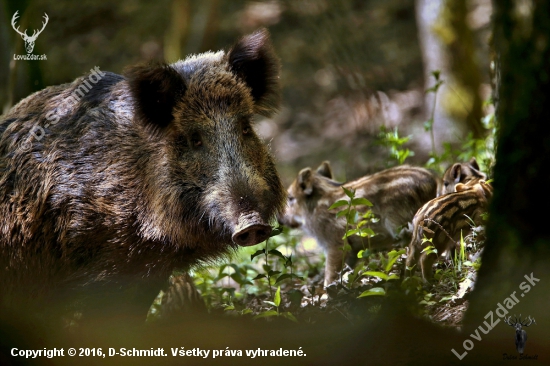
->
[298,168,314,196]
[450,163,462,183]
[228,28,280,116]
[469,157,480,171]
[125,63,186,129]
[316,161,333,179]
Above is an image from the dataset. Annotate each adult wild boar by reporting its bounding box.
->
[0,29,285,319]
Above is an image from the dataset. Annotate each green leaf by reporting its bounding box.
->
[241,309,253,315]
[346,209,358,223]
[419,300,436,306]
[343,229,358,239]
[224,305,235,311]
[341,243,352,253]
[342,187,355,198]
[281,312,298,323]
[388,249,406,259]
[421,245,437,255]
[358,287,386,298]
[385,249,405,272]
[421,235,433,244]
[275,273,292,284]
[263,301,277,307]
[329,200,349,210]
[351,197,373,207]
[254,310,279,320]
[268,249,285,259]
[230,273,252,286]
[251,249,266,261]
[252,274,267,280]
[361,228,376,237]
[270,227,283,237]
[387,274,400,281]
[216,263,239,280]
[357,249,371,258]
[364,271,388,281]
[274,286,281,307]
[362,210,375,219]
[267,270,281,277]
[284,255,293,267]
[336,210,348,218]
[460,231,466,262]
[214,273,229,282]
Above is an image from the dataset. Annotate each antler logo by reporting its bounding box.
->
[11,10,49,54]
[504,314,536,354]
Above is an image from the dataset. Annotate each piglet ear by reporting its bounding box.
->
[298,168,314,196]
[125,63,186,129]
[450,163,462,183]
[316,161,333,179]
[469,157,480,171]
[228,28,280,116]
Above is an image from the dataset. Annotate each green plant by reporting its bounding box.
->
[357,249,405,298]
[250,227,303,298]
[254,286,297,322]
[378,126,414,166]
[329,187,376,286]
[432,231,468,291]
[424,70,444,157]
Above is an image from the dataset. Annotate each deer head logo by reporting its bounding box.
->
[504,315,536,354]
[11,11,49,54]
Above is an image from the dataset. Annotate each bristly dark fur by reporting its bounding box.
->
[125,63,187,129]
[0,28,285,321]
[228,28,280,117]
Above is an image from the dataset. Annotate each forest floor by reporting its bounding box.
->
[150,226,486,330]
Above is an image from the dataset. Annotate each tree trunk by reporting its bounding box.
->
[464,0,550,349]
[416,0,462,151]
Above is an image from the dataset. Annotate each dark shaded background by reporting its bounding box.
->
[0,0,492,185]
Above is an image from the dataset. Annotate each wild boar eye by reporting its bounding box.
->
[191,133,202,147]
[288,195,295,204]
[243,125,251,135]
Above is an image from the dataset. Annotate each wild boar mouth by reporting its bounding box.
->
[232,212,272,246]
